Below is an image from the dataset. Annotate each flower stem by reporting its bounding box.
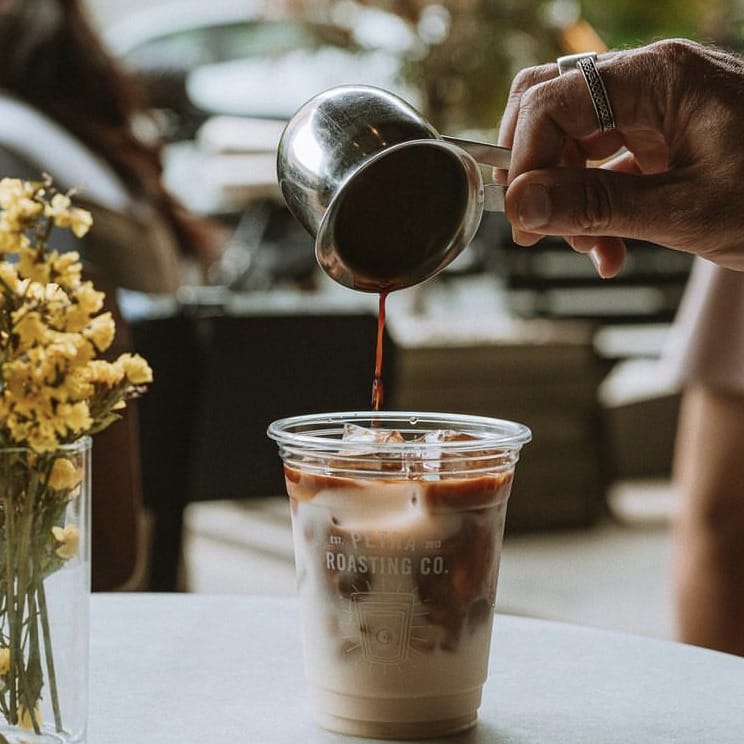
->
[17,494,42,736]
[2,484,19,722]
[37,581,62,732]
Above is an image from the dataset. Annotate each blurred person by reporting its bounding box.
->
[498,38,744,656]
[0,0,222,591]
[663,259,744,657]
[0,0,220,290]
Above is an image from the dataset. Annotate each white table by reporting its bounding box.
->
[89,594,744,743]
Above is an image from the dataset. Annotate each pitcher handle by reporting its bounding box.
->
[442,136,511,169]
[443,136,509,213]
[482,184,505,213]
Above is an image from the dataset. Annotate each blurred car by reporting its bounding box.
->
[105,0,422,141]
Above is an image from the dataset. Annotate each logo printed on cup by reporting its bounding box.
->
[352,592,415,665]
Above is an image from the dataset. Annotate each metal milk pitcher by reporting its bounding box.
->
[276,85,511,292]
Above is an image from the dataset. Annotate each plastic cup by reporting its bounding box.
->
[268,411,531,740]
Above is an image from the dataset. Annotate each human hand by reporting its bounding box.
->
[499,39,744,276]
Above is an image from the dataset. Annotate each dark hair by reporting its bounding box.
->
[0,0,214,260]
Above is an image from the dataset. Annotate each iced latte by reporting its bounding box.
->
[268,412,530,739]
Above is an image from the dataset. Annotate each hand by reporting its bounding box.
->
[499,39,744,276]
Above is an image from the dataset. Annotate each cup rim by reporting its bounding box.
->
[267,410,532,452]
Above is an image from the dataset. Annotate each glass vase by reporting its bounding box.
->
[0,438,90,744]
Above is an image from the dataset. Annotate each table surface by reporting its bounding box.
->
[89,594,744,743]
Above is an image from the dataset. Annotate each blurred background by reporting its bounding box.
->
[69,0,743,635]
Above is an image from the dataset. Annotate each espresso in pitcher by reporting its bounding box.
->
[333,145,470,289]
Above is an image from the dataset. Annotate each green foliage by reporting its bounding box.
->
[401,1,565,131]
[580,0,731,48]
[356,0,742,130]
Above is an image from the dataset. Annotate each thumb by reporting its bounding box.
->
[505,167,685,247]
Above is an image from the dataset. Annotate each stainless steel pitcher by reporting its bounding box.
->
[276,85,511,292]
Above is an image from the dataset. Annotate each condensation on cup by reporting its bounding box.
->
[268,411,531,740]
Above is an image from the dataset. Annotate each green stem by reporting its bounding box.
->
[3,480,18,722]
[37,581,62,732]
[0,458,44,733]
[1,450,71,735]
[17,594,40,735]
[16,481,41,736]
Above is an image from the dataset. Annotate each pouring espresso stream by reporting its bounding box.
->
[276,85,512,408]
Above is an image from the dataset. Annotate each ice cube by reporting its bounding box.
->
[419,429,479,444]
[342,423,405,444]
[411,429,491,477]
[335,423,407,473]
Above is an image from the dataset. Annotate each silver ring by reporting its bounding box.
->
[556,52,616,132]
[556,52,597,76]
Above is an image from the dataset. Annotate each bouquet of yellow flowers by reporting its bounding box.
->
[0,177,151,739]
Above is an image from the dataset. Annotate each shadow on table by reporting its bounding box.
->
[444,721,529,743]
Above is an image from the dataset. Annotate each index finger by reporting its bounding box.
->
[498,62,556,150]
[506,49,669,181]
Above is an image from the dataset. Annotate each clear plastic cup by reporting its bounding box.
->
[268,411,531,740]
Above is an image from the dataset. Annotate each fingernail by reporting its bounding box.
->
[518,183,551,230]
[589,247,607,279]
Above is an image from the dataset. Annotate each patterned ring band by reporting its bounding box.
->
[556,52,616,132]
[576,55,616,132]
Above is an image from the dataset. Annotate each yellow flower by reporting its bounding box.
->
[0,179,42,235]
[6,390,53,424]
[60,368,93,400]
[1,178,151,451]
[43,281,69,305]
[0,261,19,290]
[44,193,92,237]
[48,332,86,363]
[0,177,35,208]
[56,401,92,433]
[75,282,104,314]
[63,304,91,333]
[13,310,49,348]
[48,457,83,491]
[51,250,82,286]
[51,524,79,560]
[84,311,115,352]
[0,647,9,675]
[117,353,153,385]
[18,244,51,283]
[0,226,28,256]
[64,282,104,333]
[44,192,70,213]
[69,208,93,238]
[85,359,124,387]
[3,359,35,394]
[27,424,61,453]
